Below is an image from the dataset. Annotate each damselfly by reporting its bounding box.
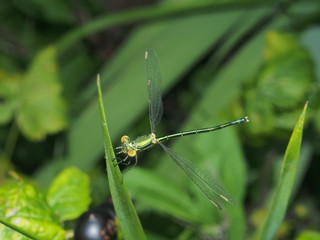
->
[115,49,249,209]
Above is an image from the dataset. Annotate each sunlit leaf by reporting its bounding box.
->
[246,31,314,134]
[0,221,31,240]
[46,167,91,221]
[295,230,320,240]
[259,31,314,109]
[0,177,65,240]
[16,46,67,140]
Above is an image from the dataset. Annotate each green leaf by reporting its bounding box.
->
[254,102,308,240]
[246,31,314,134]
[125,167,199,223]
[46,167,91,221]
[49,5,265,173]
[295,230,320,240]
[0,177,65,240]
[0,217,36,240]
[35,4,278,190]
[97,75,146,240]
[258,31,313,109]
[193,125,248,238]
[16,46,67,140]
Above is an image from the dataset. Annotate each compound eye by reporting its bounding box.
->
[127,150,136,157]
[121,135,129,142]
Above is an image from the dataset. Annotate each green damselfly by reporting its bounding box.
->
[115,49,249,209]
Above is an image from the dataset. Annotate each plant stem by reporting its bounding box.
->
[3,122,19,161]
[56,0,277,54]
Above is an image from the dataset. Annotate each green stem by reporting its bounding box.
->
[56,0,277,54]
[3,122,19,161]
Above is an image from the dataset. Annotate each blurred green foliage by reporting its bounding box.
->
[0,0,319,239]
[0,168,90,239]
[0,46,67,141]
[244,31,315,134]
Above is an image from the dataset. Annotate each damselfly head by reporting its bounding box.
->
[119,135,137,157]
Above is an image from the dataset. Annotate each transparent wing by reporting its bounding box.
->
[145,49,163,134]
[158,142,236,209]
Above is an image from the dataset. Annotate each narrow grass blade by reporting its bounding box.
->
[254,102,308,240]
[97,75,146,240]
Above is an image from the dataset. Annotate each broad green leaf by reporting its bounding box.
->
[0,217,36,240]
[0,177,65,240]
[46,167,91,221]
[35,4,276,188]
[151,22,260,238]
[193,125,247,238]
[0,71,20,124]
[125,167,198,223]
[97,76,146,240]
[53,6,264,172]
[254,102,308,240]
[16,46,67,140]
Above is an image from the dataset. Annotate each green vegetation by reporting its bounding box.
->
[0,0,319,239]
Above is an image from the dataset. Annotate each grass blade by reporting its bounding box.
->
[97,75,146,240]
[254,102,308,240]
